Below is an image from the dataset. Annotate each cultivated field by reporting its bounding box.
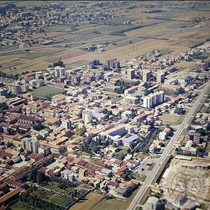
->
[70,192,103,210]
[1,2,210,75]
[91,187,139,210]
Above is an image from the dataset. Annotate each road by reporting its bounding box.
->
[128,80,210,210]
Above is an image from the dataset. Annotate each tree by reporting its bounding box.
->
[28,167,37,182]
[0,102,8,113]
[6,142,13,148]
[36,171,45,184]
[53,60,65,67]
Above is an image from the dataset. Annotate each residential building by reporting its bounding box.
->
[55,66,65,77]
[157,72,165,83]
[143,91,164,108]
[8,84,21,95]
[185,130,201,144]
[143,70,150,82]
[127,69,135,79]
[22,137,40,153]
[82,111,92,125]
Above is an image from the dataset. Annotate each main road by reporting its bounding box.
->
[128,80,210,210]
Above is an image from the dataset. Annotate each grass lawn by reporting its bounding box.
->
[129,172,147,182]
[206,143,210,153]
[30,85,64,98]
[91,187,139,210]
[10,201,38,210]
[177,128,188,143]
[71,192,103,210]
[148,162,156,171]
[159,114,185,125]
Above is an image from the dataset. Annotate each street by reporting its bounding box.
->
[128,80,210,210]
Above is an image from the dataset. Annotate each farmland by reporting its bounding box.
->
[70,192,103,210]
[91,186,139,210]
[0,1,210,75]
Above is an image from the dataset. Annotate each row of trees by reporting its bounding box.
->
[114,81,140,94]
[0,70,18,80]
[79,135,111,156]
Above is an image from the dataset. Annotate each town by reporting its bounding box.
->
[0,1,210,210]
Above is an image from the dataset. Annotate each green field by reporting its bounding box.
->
[91,187,139,210]
[148,162,156,171]
[159,114,185,125]
[71,192,103,210]
[10,201,39,210]
[30,85,64,98]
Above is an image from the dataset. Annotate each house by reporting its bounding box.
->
[119,134,138,148]
[107,181,119,190]
[142,196,159,210]
[181,140,197,155]
[174,107,185,115]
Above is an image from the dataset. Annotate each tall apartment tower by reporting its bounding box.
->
[127,69,135,80]
[55,66,65,77]
[82,111,93,125]
[22,137,40,153]
[62,120,71,129]
[157,72,165,83]
[143,91,164,108]
[143,70,151,82]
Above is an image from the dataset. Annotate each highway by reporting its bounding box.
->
[128,80,210,210]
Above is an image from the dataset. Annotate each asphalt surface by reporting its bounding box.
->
[128,80,210,210]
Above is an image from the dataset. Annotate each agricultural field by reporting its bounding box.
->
[70,192,103,210]
[0,2,210,75]
[10,201,37,210]
[91,187,139,210]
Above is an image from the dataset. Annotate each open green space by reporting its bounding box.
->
[71,192,103,210]
[91,187,139,210]
[206,143,210,153]
[177,128,188,143]
[21,49,63,60]
[148,162,156,171]
[10,201,39,210]
[159,114,185,125]
[30,85,64,98]
[128,171,147,182]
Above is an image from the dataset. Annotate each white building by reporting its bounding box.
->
[55,66,65,77]
[82,110,93,124]
[62,120,71,129]
[22,137,40,153]
[143,91,164,108]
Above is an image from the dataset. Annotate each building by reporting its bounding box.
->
[82,111,92,125]
[55,66,65,77]
[143,91,164,108]
[157,72,165,83]
[8,84,21,95]
[127,69,135,80]
[143,70,150,82]
[17,115,42,130]
[106,59,120,69]
[61,120,71,129]
[22,137,40,153]
[185,130,201,144]
[0,88,8,96]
